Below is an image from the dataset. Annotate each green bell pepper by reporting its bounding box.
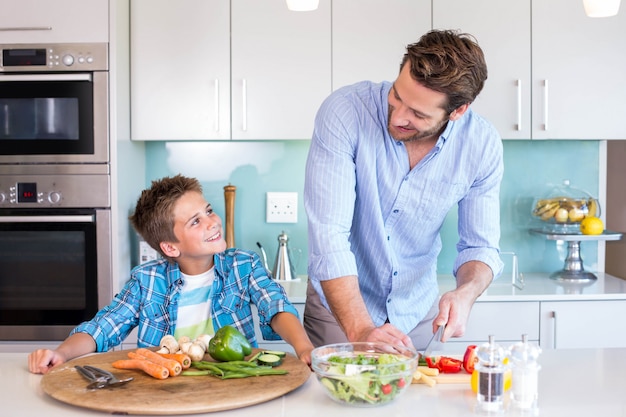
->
[208,325,253,362]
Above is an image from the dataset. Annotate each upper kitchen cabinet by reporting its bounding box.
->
[434,0,531,140]
[231,0,330,140]
[532,0,626,140]
[0,0,109,44]
[332,0,430,90]
[435,0,626,140]
[130,0,230,140]
[130,0,331,141]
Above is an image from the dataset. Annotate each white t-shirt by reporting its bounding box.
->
[174,267,215,340]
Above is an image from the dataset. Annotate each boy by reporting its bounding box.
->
[29,175,314,374]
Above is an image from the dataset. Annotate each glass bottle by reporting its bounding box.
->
[475,335,507,412]
[509,334,541,410]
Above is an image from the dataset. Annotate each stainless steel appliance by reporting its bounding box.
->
[0,42,108,165]
[0,43,111,341]
[0,172,112,341]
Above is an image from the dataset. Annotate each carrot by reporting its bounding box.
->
[112,359,169,380]
[133,348,183,376]
[157,352,192,369]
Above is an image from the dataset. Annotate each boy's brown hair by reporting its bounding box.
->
[129,174,203,258]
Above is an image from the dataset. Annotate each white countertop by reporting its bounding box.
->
[4,348,626,417]
[281,273,626,304]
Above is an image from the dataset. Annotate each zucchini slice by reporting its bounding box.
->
[262,350,287,358]
[257,353,283,367]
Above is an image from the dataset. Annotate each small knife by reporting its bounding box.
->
[421,324,445,359]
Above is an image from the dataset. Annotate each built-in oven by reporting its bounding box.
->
[0,172,112,341]
[0,42,108,165]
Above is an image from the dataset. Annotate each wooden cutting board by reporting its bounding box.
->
[41,348,311,415]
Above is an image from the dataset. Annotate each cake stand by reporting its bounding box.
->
[530,229,622,282]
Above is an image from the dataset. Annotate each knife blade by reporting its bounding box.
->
[422,324,445,359]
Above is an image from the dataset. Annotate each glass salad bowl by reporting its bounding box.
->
[310,342,418,407]
[531,180,600,234]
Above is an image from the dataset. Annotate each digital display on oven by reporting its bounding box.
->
[2,48,47,67]
[17,182,37,203]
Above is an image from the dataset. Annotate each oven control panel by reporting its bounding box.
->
[0,175,110,208]
[0,42,108,72]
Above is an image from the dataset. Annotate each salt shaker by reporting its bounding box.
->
[475,335,507,412]
[509,334,541,410]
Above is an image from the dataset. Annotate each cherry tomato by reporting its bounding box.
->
[381,383,393,395]
[397,377,406,388]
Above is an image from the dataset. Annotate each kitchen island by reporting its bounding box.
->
[2,348,625,417]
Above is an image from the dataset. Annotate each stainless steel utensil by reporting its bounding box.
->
[75,365,133,389]
[421,324,445,359]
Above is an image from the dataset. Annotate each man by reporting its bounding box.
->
[303,29,504,349]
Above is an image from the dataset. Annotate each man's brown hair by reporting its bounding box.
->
[129,174,203,258]
[401,29,488,114]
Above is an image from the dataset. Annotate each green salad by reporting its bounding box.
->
[318,353,412,406]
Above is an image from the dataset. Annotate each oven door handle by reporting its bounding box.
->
[0,215,95,223]
[0,73,92,82]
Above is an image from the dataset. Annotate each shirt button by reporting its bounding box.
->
[393,271,398,276]
[387,299,392,303]
[393,209,399,213]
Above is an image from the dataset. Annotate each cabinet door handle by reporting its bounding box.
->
[551,310,557,349]
[543,79,549,131]
[214,79,220,132]
[0,26,52,32]
[242,78,248,132]
[516,79,522,131]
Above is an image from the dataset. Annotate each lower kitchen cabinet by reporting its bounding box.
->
[440,301,540,354]
[539,300,626,349]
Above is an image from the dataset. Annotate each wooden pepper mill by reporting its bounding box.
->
[224,184,236,248]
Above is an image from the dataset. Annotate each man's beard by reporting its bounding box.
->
[387,105,449,142]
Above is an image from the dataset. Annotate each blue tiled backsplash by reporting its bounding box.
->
[143,139,600,279]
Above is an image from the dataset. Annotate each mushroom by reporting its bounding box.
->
[195,334,213,350]
[179,341,193,354]
[156,334,179,354]
[187,341,206,362]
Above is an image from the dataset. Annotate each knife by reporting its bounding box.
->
[421,324,445,359]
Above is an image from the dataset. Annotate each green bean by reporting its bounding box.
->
[185,359,289,379]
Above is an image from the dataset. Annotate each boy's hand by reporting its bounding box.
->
[28,349,66,374]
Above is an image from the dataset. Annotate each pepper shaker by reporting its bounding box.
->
[475,335,507,412]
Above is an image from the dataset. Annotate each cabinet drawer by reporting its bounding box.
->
[540,300,626,349]
[455,301,540,343]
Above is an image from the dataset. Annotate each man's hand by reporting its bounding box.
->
[434,260,493,342]
[359,323,415,349]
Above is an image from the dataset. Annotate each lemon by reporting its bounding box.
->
[580,216,604,235]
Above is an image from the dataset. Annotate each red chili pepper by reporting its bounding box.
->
[425,356,462,373]
[463,345,478,373]
[425,356,439,369]
[437,357,463,373]
[381,383,393,395]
